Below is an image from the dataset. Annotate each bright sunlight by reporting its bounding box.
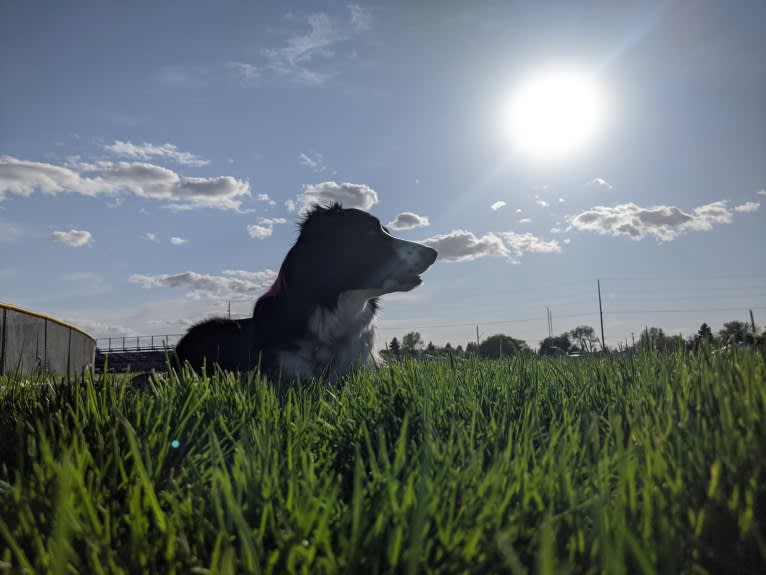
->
[506,67,606,162]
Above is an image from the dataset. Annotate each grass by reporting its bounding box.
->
[1,348,765,574]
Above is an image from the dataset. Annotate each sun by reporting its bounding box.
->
[506,67,606,162]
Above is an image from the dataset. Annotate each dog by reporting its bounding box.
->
[174,203,437,381]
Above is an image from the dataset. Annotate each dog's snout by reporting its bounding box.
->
[394,239,438,272]
[424,246,437,265]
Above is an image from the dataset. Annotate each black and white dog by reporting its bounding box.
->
[174,203,437,381]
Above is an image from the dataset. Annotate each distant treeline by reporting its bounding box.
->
[381,320,765,360]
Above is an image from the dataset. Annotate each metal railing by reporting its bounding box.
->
[96,334,184,353]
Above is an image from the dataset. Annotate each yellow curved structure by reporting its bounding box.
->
[0,302,96,377]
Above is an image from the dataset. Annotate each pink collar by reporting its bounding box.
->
[258,270,286,302]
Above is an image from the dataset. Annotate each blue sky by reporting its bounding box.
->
[1,0,764,349]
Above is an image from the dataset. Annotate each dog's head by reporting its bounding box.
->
[286,203,437,301]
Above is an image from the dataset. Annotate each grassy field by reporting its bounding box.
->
[1,349,765,574]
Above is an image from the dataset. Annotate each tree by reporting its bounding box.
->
[401,332,423,354]
[479,334,528,358]
[539,334,574,356]
[389,337,401,357]
[719,321,751,345]
[639,327,669,352]
[465,342,478,355]
[690,323,714,350]
[569,325,598,352]
[426,341,436,354]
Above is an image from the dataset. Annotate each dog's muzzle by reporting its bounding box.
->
[383,239,438,292]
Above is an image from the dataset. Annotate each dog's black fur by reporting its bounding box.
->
[173,317,253,373]
[174,203,437,381]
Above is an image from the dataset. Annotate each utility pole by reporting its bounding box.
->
[476,325,480,350]
[227,300,231,319]
[631,332,635,348]
[597,279,606,351]
[546,307,553,337]
[550,308,553,337]
[750,309,757,336]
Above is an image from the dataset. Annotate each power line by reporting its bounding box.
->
[606,306,766,315]
[599,272,766,282]
[377,312,599,331]
[437,273,766,302]
[377,306,764,335]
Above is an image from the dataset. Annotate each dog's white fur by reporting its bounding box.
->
[277,290,380,381]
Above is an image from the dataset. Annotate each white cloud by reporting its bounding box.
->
[259,217,287,225]
[536,199,549,208]
[51,228,92,247]
[587,177,614,191]
[231,6,371,85]
[293,181,378,213]
[247,224,273,239]
[129,268,278,301]
[0,156,103,199]
[73,318,139,338]
[519,218,532,224]
[143,232,158,242]
[220,269,279,283]
[563,238,571,245]
[285,198,297,212]
[550,227,562,234]
[170,236,188,245]
[420,229,509,262]
[104,140,208,167]
[226,61,261,81]
[263,13,336,84]
[256,192,276,206]
[734,201,760,213]
[516,208,522,214]
[558,197,566,203]
[757,189,766,197]
[569,200,734,241]
[0,156,250,211]
[348,4,372,31]
[501,232,561,257]
[490,200,507,211]
[387,212,430,230]
[298,152,326,172]
[247,217,288,239]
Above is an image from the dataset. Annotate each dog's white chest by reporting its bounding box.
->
[277,291,377,382]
